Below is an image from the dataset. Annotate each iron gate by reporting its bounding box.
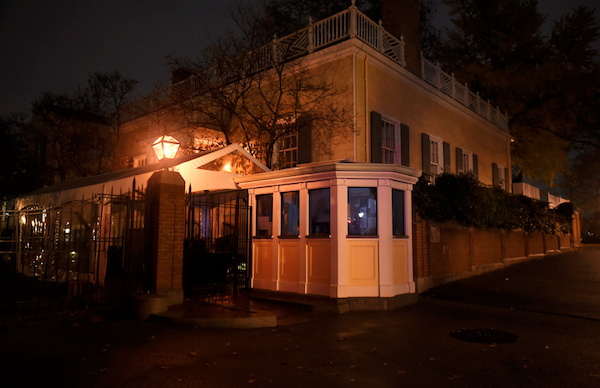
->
[184,190,251,299]
[0,187,148,322]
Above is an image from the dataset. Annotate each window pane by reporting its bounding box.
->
[309,188,330,236]
[255,194,273,237]
[392,189,405,236]
[348,187,377,236]
[281,192,299,236]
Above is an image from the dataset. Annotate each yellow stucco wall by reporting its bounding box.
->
[361,54,511,187]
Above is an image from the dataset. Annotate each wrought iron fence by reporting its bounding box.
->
[184,190,251,301]
[0,187,148,322]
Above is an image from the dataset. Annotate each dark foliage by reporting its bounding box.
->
[414,173,570,234]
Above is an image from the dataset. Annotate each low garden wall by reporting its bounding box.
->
[413,219,573,293]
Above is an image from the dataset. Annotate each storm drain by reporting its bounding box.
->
[451,329,519,344]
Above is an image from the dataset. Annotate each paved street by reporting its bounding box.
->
[2,246,600,388]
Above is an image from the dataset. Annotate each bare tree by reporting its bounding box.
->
[162,1,354,169]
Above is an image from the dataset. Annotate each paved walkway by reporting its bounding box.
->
[2,245,600,387]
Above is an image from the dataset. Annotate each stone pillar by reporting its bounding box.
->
[137,170,185,319]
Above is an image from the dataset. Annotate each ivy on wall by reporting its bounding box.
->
[413,173,573,234]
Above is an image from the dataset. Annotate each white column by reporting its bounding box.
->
[298,184,309,294]
[405,189,416,293]
[330,179,348,298]
[272,187,281,291]
[377,181,394,297]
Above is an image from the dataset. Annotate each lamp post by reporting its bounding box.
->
[152,135,180,161]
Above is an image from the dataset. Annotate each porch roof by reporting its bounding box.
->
[17,144,270,209]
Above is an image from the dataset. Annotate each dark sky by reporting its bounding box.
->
[1,0,599,118]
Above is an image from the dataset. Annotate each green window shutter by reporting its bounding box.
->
[400,124,410,167]
[443,142,451,173]
[421,133,430,175]
[370,111,383,163]
[297,115,312,164]
[456,147,463,174]
[473,154,479,180]
[492,162,499,187]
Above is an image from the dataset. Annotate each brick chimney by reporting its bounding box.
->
[382,0,421,77]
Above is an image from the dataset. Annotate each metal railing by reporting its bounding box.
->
[120,1,507,133]
[421,54,509,132]
[0,188,148,322]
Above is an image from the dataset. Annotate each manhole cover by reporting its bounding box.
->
[451,329,519,344]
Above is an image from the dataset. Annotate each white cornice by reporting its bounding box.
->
[300,38,513,141]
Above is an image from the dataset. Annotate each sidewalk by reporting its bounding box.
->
[2,246,600,388]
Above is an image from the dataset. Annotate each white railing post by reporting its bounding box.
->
[307,17,314,53]
[436,62,441,89]
[476,92,481,115]
[399,35,406,67]
[464,82,468,104]
[377,20,383,52]
[349,0,357,38]
[451,72,456,98]
[420,51,425,79]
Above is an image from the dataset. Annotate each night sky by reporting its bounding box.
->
[1,0,599,118]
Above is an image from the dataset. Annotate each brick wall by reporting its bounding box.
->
[413,218,573,292]
[147,171,185,291]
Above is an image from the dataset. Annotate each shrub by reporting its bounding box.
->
[413,173,569,234]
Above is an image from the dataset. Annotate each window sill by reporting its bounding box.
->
[306,234,331,239]
[346,235,379,238]
[393,235,409,239]
[253,236,273,240]
[278,235,300,239]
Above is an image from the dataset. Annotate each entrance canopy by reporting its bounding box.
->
[17,144,270,209]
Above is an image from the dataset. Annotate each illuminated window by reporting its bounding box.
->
[309,188,330,236]
[255,194,273,237]
[348,187,377,236]
[281,191,299,237]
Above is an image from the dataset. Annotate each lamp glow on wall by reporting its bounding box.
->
[152,135,180,161]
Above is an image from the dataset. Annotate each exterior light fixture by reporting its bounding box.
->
[152,135,180,160]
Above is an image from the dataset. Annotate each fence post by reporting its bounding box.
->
[136,170,185,320]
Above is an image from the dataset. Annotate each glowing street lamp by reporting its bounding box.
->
[152,135,180,160]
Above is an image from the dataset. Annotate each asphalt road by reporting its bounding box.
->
[2,245,600,388]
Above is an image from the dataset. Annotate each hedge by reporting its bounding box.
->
[413,173,573,234]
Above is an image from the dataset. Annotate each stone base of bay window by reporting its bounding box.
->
[249,288,417,312]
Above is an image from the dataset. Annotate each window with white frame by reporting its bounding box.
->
[382,119,399,164]
[278,131,298,168]
[133,154,147,168]
[462,149,473,173]
[276,116,299,168]
[429,135,443,175]
[497,163,506,190]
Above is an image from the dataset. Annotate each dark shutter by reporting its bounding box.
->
[370,111,383,163]
[400,124,410,167]
[456,147,463,174]
[297,115,312,164]
[505,167,510,192]
[443,142,451,173]
[473,154,479,180]
[421,133,430,175]
[492,162,499,187]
